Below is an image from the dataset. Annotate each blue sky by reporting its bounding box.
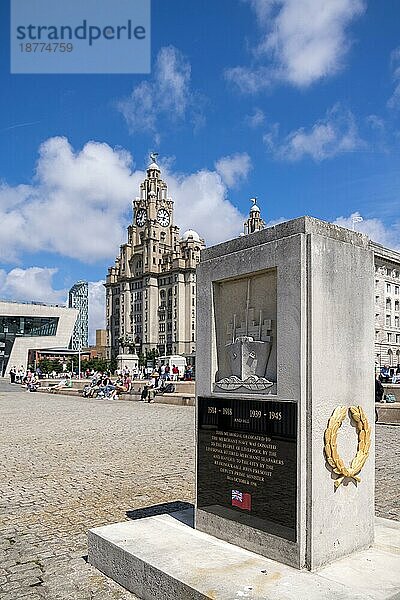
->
[0,0,400,339]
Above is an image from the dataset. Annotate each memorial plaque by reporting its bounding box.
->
[197,397,297,542]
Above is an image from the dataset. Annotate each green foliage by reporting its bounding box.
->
[81,358,111,373]
[38,359,63,374]
[139,348,159,367]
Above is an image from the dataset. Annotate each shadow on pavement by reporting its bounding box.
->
[126,501,194,527]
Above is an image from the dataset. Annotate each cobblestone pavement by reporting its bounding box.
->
[0,382,194,599]
[0,381,399,599]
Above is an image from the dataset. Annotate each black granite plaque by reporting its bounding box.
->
[197,397,297,541]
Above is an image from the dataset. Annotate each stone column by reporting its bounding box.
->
[195,216,374,570]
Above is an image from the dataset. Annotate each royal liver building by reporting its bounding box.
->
[105,156,205,360]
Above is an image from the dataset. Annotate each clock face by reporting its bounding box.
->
[157,208,170,227]
[136,208,147,227]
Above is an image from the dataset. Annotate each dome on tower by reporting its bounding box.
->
[181,229,201,242]
[250,198,260,213]
[147,152,161,173]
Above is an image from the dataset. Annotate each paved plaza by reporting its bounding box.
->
[0,381,398,600]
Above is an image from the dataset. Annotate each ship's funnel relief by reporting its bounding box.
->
[214,273,276,393]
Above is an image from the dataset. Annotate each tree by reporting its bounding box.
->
[81,358,111,373]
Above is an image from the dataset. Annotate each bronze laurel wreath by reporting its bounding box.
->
[324,405,371,488]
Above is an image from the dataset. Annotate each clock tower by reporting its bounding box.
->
[131,153,178,274]
[106,155,205,360]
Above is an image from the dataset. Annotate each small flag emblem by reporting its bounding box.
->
[231,489,251,511]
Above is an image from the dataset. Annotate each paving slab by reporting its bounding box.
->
[88,513,400,600]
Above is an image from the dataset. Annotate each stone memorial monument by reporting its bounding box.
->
[195,216,374,570]
[88,216,400,599]
[116,334,139,373]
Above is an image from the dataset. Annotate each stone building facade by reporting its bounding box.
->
[106,161,400,368]
[105,158,205,360]
[371,242,400,369]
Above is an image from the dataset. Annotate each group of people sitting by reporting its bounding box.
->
[82,372,132,399]
[9,366,34,385]
[379,364,400,384]
[9,366,40,392]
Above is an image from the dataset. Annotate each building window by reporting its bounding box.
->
[396,300,400,311]
[395,316,399,328]
[375,296,379,304]
[0,316,59,337]
[387,283,391,293]
[396,334,400,344]
[386,315,391,326]
[395,286,399,295]
[387,333,392,342]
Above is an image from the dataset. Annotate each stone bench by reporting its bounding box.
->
[376,402,400,425]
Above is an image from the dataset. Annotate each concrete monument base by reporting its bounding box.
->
[116,353,139,373]
[88,512,400,600]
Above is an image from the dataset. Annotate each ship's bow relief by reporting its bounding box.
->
[214,272,277,394]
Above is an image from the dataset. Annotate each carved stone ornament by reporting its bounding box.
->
[215,277,274,392]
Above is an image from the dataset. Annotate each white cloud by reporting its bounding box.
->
[214,153,252,188]
[226,0,365,91]
[0,267,66,304]
[88,280,106,345]
[226,66,273,94]
[264,104,363,161]
[117,46,203,142]
[387,47,400,110]
[333,213,400,251]
[0,137,248,260]
[166,168,245,245]
[0,137,143,263]
[245,108,266,128]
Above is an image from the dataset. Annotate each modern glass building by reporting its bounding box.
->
[0,301,78,376]
[68,281,89,350]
